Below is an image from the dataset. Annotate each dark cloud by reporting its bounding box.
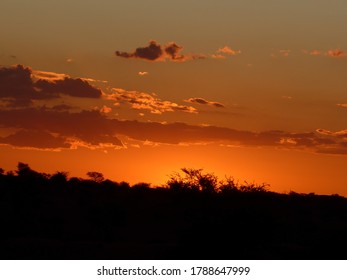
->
[115,41,206,62]
[0,108,123,149]
[0,130,69,149]
[116,41,163,61]
[0,64,51,106]
[185,97,225,108]
[50,104,74,111]
[35,77,102,98]
[164,42,185,61]
[0,107,346,154]
[0,65,102,107]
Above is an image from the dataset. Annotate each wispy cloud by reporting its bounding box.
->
[217,46,241,56]
[106,88,197,114]
[337,103,347,108]
[303,48,347,58]
[185,97,225,108]
[310,50,321,56]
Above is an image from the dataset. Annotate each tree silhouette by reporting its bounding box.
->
[16,162,31,176]
[86,171,104,183]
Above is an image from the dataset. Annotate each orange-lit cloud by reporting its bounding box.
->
[337,103,347,108]
[279,49,291,56]
[308,50,321,56]
[0,65,102,107]
[303,49,347,57]
[100,105,112,113]
[185,97,225,108]
[138,71,149,76]
[326,48,347,57]
[216,46,241,56]
[210,54,226,59]
[316,129,347,138]
[115,40,207,62]
[32,70,69,81]
[106,88,197,114]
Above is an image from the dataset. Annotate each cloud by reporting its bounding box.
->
[271,49,291,58]
[210,54,226,59]
[303,49,347,57]
[0,65,102,107]
[185,97,225,108]
[32,70,69,81]
[282,95,293,100]
[35,77,102,98]
[308,50,321,56]
[0,108,123,149]
[216,46,241,56]
[115,40,206,62]
[279,50,291,57]
[106,88,197,114]
[99,105,112,114]
[50,104,74,111]
[326,48,347,57]
[0,64,53,106]
[115,41,242,62]
[337,103,347,108]
[316,129,347,138]
[138,71,149,76]
[0,130,69,149]
[314,128,347,154]
[0,107,346,154]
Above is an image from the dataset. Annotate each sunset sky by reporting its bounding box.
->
[0,0,346,195]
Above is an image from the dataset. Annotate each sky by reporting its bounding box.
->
[0,0,346,195]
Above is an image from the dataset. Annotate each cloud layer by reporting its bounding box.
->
[0,106,346,155]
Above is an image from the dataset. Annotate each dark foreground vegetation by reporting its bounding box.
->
[1,163,347,259]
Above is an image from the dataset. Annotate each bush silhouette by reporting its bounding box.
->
[86,171,104,183]
[167,168,218,193]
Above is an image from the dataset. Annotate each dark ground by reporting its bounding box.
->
[1,172,347,260]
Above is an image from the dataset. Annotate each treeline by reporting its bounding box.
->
[0,163,271,193]
[1,162,347,260]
